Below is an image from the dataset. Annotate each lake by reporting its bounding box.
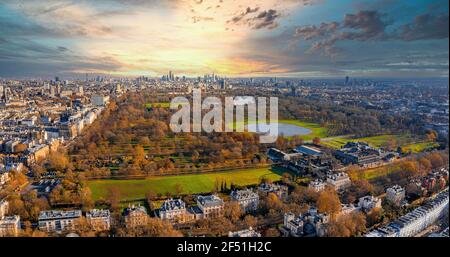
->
[247,122,312,137]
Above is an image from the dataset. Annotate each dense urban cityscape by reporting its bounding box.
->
[0,75,448,237]
[0,0,448,243]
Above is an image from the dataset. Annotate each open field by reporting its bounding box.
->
[320,134,437,152]
[231,119,328,140]
[145,102,171,108]
[348,165,400,181]
[279,120,328,140]
[145,102,188,108]
[88,167,284,201]
[401,141,439,153]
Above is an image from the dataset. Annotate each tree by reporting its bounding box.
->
[14,143,28,152]
[366,207,383,227]
[145,218,183,237]
[260,176,272,185]
[418,158,432,172]
[428,152,444,169]
[264,227,280,237]
[107,187,121,211]
[290,186,319,205]
[316,189,341,215]
[48,151,69,171]
[242,215,258,228]
[191,150,200,162]
[426,130,437,141]
[174,183,184,197]
[80,187,94,212]
[224,201,243,224]
[31,164,46,178]
[146,191,157,211]
[133,145,146,165]
[213,179,219,193]
[312,137,321,145]
[76,217,96,237]
[326,212,366,237]
[281,173,293,184]
[139,136,151,145]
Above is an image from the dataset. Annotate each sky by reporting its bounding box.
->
[0,0,448,78]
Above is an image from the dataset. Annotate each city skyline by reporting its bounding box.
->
[0,0,449,78]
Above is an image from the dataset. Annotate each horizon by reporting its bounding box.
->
[0,74,449,81]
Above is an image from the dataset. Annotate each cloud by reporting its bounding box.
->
[341,11,389,40]
[252,9,280,30]
[293,10,448,56]
[192,16,214,23]
[396,13,449,41]
[227,7,260,24]
[227,8,280,30]
[0,0,447,78]
[295,22,339,39]
[57,46,69,52]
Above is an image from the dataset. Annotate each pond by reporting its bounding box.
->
[247,122,312,137]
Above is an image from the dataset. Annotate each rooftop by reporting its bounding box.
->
[38,210,82,220]
[160,198,186,211]
[86,209,110,218]
[197,195,224,208]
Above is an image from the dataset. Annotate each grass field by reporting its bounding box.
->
[279,119,328,140]
[320,134,436,152]
[231,119,328,140]
[348,162,406,181]
[401,141,439,153]
[88,167,284,201]
[145,102,187,108]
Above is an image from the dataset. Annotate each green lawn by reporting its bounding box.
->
[349,161,408,181]
[230,119,328,140]
[145,102,187,108]
[320,137,349,149]
[278,120,328,140]
[320,134,436,152]
[401,141,439,153]
[88,167,283,201]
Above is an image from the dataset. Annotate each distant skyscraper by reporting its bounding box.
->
[345,76,350,85]
[220,79,226,90]
[78,86,84,95]
[3,87,10,102]
[168,71,175,81]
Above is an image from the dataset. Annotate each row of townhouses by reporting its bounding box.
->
[365,188,449,237]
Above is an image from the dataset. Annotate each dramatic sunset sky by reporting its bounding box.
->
[0,0,448,78]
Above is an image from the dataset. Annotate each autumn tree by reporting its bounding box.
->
[14,143,28,153]
[316,189,341,215]
[107,187,121,211]
[326,212,367,237]
[264,192,283,211]
[174,183,184,197]
[225,201,243,224]
[366,208,383,227]
[290,186,319,205]
[264,227,280,237]
[191,150,200,162]
[428,152,444,169]
[312,137,321,145]
[418,157,432,172]
[242,215,258,229]
[48,151,70,171]
[80,187,94,212]
[426,130,437,141]
[133,145,146,166]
